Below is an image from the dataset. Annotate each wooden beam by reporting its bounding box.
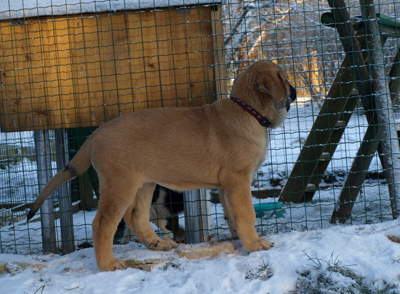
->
[331,34,400,223]
[305,95,359,201]
[55,129,75,254]
[281,0,396,205]
[34,130,57,254]
[211,6,227,101]
[279,41,367,203]
[327,0,377,120]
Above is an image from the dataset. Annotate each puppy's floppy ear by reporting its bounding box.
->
[257,74,273,96]
[232,71,245,86]
[278,71,287,87]
[258,82,269,94]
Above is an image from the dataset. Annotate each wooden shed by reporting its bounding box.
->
[0,0,226,132]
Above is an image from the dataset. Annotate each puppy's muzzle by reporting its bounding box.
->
[286,84,297,111]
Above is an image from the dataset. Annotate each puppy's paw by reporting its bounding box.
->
[229,229,239,239]
[165,239,179,248]
[243,237,272,252]
[146,238,178,251]
[98,258,127,271]
[162,232,174,240]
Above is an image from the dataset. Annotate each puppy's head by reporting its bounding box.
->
[231,61,296,128]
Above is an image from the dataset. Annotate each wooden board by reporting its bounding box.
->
[279,36,374,204]
[0,6,222,131]
[278,56,360,203]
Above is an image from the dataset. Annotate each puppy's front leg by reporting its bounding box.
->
[221,175,271,252]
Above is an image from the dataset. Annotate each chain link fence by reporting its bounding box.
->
[1,0,399,254]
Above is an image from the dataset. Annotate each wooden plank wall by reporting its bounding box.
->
[0,6,221,131]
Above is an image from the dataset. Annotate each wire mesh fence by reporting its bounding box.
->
[0,0,399,255]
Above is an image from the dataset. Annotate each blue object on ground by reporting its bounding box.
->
[254,202,285,218]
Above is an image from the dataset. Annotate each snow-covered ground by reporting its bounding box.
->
[1,211,399,293]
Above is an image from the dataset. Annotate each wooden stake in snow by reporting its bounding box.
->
[360,0,400,219]
[55,129,75,255]
[34,130,57,254]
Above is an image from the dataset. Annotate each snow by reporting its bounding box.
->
[0,0,223,20]
[0,210,399,293]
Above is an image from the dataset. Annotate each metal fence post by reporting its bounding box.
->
[55,129,74,254]
[183,189,210,244]
[34,130,57,254]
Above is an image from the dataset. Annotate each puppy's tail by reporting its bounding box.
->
[27,138,93,221]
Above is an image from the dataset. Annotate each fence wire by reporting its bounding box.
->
[0,0,399,254]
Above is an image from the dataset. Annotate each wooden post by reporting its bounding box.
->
[331,49,400,223]
[329,0,400,222]
[280,9,400,204]
[34,130,57,254]
[361,0,400,220]
[211,5,227,101]
[184,189,209,244]
[55,129,75,254]
[279,48,366,203]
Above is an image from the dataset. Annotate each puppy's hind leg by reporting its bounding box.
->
[124,183,177,251]
[152,217,174,240]
[218,188,238,239]
[92,176,139,272]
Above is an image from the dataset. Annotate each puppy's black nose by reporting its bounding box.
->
[286,84,297,111]
[290,84,297,102]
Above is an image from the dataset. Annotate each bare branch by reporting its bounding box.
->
[224,1,275,46]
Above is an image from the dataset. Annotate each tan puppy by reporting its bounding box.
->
[28,60,296,271]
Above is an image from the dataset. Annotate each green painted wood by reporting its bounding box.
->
[279,58,357,203]
[304,95,359,201]
[279,37,370,203]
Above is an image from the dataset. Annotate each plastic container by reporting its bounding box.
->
[253,202,285,218]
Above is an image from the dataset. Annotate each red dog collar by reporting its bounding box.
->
[230,97,271,128]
